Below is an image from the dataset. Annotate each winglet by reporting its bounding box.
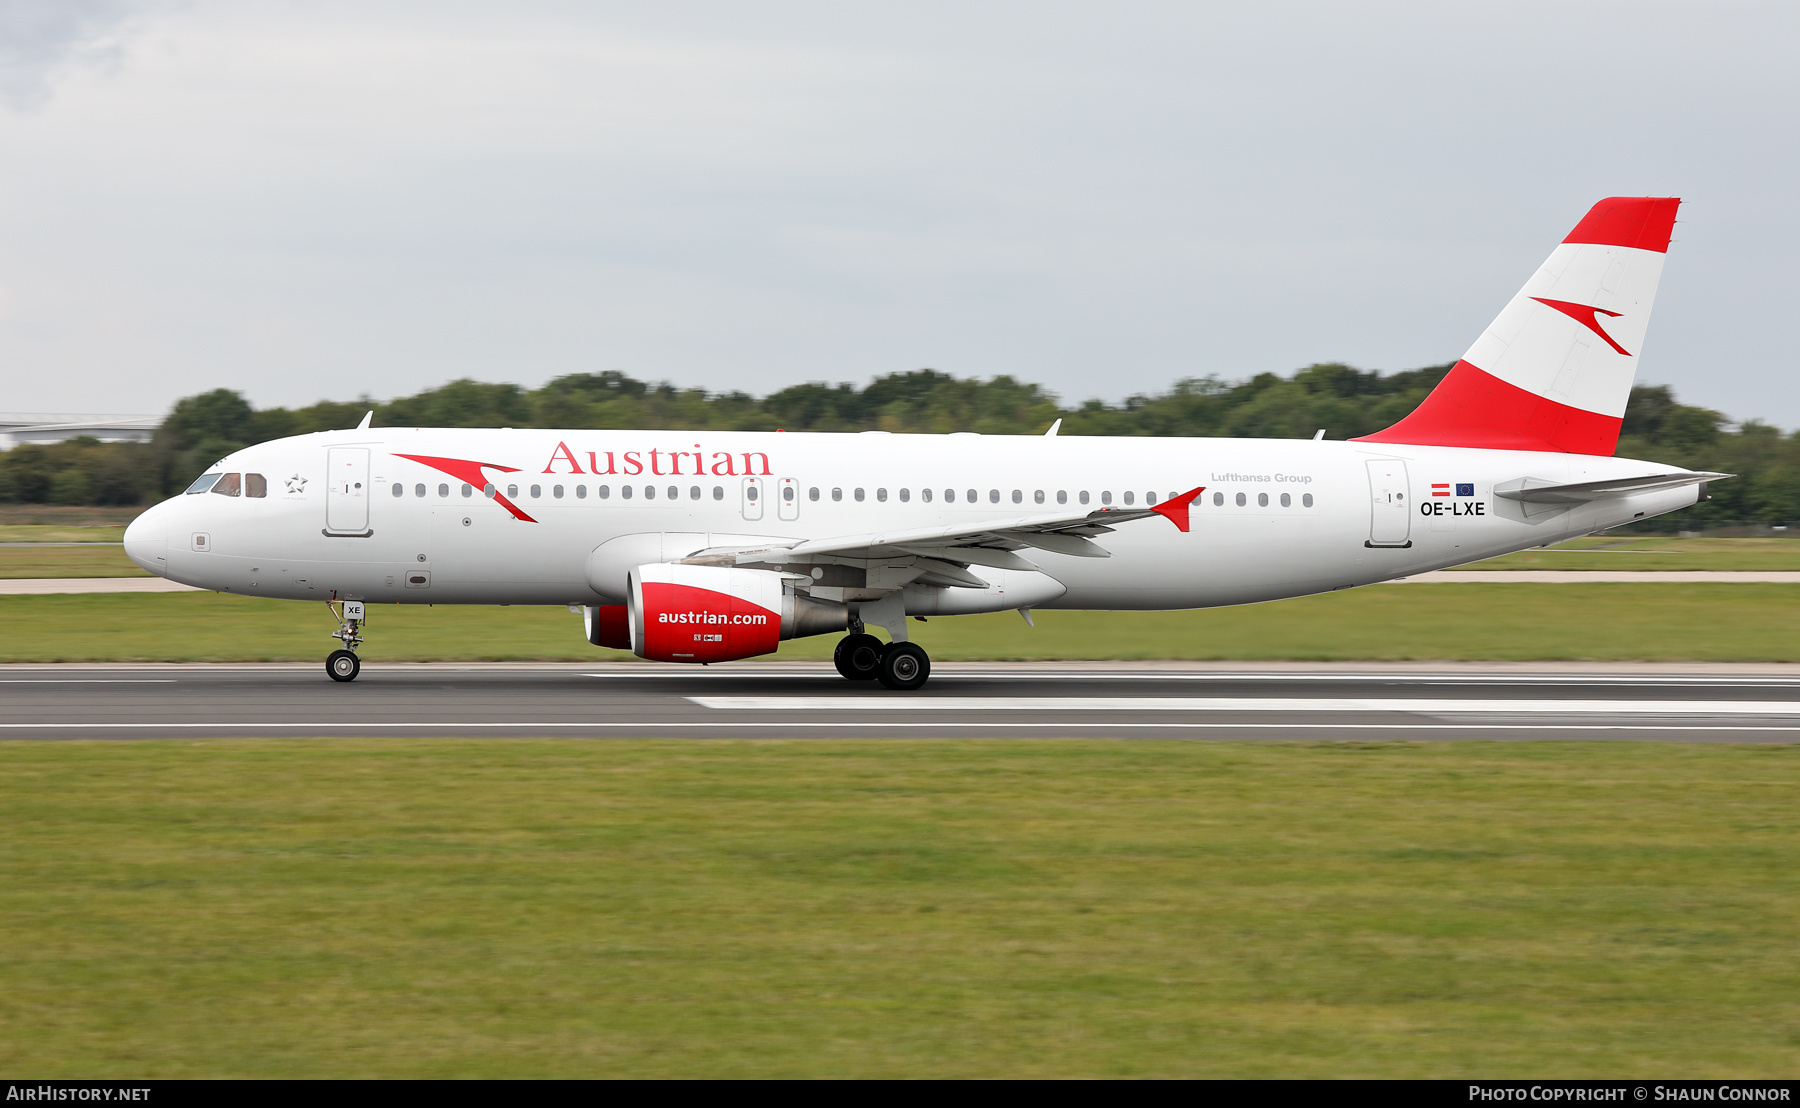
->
[1044,418,1062,437]
[1150,486,1205,532]
[356,410,374,431]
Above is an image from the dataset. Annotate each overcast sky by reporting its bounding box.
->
[2,1,1795,426]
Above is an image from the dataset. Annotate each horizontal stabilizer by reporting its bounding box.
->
[1494,471,1729,505]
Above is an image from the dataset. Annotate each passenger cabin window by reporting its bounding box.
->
[392,483,404,497]
[621,485,633,499]
[965,489,976,503]
[667,486,677,501]
[691,486,701,500]
[1101,491,1112,505]
[416,484,427,497]
[1123,491,1134,505]
[989,489,999,503]
[598,485,610,498]
[713,486,725,500]
[576,485,588,499]
[1213,492,1224,506]
[530,484,542,498]
[898,488,908,502]
[809,487,820,501]
[1079,491,1090,505]
[1258,492,1268,507]
[1280,493,1290,507]
[832,488,843,502]
[855,488,865,502]
[921,488,932,502]
[1056,490,1066,504]
[438,483,450,498]
[211,472,242,497]
[507,484,519,498]
[462,483,473,497]
[1034,490,1044,504]
[185,474,221,495]
[1011,490,1022,504]
[554,485,565,498]
[1303,493,1314,507]
[245,473,267,498]
[944,489,955,503]
[1235,492,1246,506]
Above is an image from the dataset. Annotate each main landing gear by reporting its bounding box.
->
[326,600,366,683]
[834,633,931,691]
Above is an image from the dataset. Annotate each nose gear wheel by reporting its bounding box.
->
[326,649,361,682]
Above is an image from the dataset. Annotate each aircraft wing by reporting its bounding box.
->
[682,486,1206,575]
[1494,471,1730,505]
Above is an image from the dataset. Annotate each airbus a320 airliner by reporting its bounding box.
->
[123,197,1721,689]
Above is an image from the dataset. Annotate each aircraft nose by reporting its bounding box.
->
[123,504,168,575]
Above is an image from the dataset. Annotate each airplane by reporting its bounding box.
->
[122,196,1724,689]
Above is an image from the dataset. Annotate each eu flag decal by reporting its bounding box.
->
[1456,483,1475,497]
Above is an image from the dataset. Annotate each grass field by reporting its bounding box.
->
[0,544,142,578]
[1468,535,1800,571]
[4,583,1800,663]
[1,738,1795,1077]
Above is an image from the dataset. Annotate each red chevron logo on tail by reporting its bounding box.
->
[1531,297,1632,357]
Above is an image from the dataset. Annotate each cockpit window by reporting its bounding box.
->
[211,472,242,497]
[185,473,222,495]
[245,473,267,498]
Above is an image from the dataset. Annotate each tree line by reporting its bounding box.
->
[1,364,1793,524]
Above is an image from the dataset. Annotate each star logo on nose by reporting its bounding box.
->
[285,474,307,494]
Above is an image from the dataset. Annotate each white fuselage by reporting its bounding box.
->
[123,429,1697,614]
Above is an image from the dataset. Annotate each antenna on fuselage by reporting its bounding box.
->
[1044,419,1062,437]
[356,410,373,431]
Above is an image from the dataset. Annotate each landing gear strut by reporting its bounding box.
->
[326,600,365,682]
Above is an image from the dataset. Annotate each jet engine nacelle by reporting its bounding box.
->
[627,563,848,663]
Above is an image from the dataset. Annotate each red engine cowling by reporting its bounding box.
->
[629,563,791,663]
[583,604,630,649]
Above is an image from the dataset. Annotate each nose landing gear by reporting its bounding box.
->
[327,649,361,682]
[326,600,365,682]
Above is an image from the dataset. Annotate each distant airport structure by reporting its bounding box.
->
[0,413,161,450]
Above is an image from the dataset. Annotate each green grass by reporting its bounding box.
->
[0,525,128,543]
[6,583,1800,662]
[0,544,143,578]
[1466,535,1800,570]
[1,738,1795,1077]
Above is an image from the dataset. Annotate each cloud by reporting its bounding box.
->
[0,0,146,111]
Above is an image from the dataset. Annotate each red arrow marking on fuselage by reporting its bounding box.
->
[393,453,537,522]
[1530,297,1633,357]
[1150,486,1206,532]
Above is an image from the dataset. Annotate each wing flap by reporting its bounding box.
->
[1494,471,1730,505]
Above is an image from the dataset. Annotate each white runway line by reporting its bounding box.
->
[3,722,1800,733]
[689,696,1800,715]
[589,672,1800,687]
[0,578,200,595]
[1390,571,1800,583]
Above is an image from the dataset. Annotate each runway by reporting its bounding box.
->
[5,662,1800,741]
